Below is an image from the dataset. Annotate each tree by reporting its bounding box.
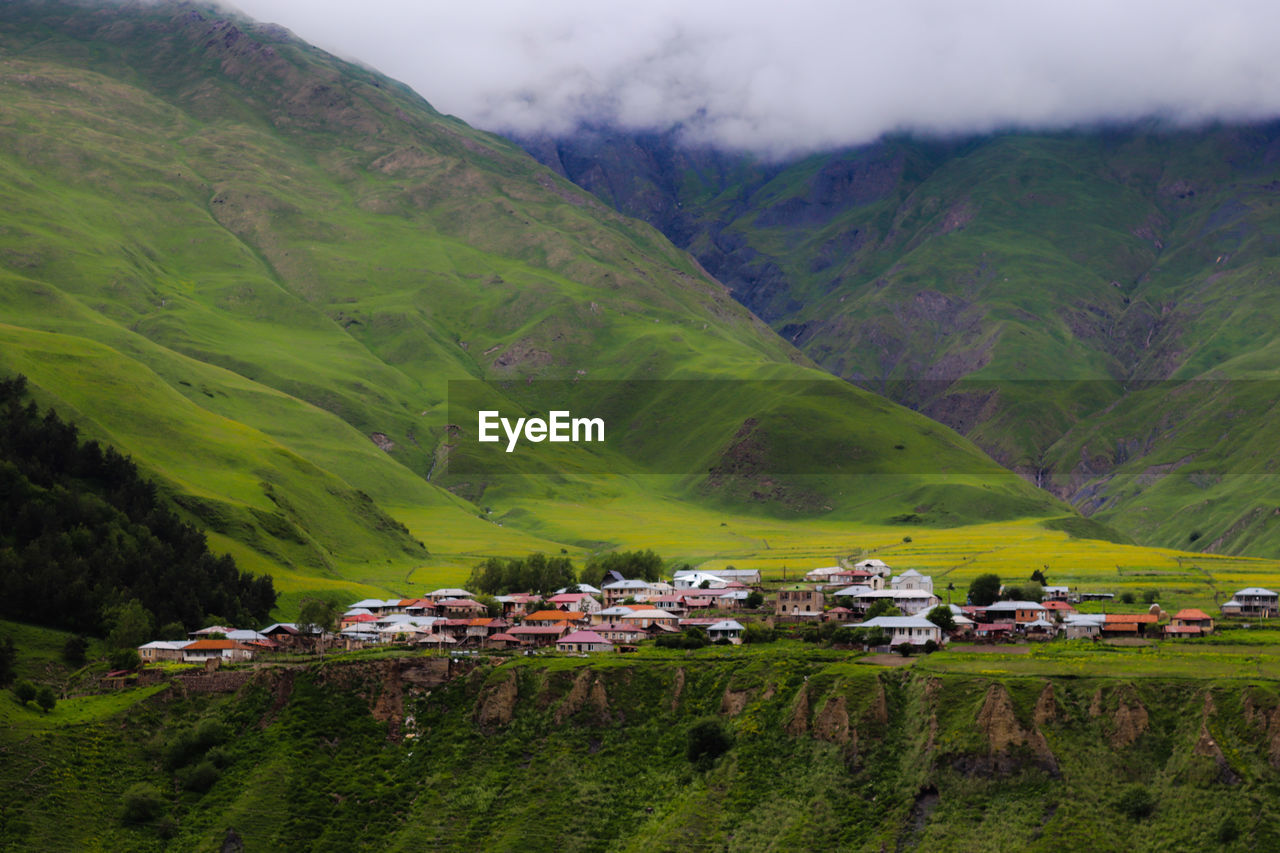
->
[63,635,88,667]
[102,599,154,650]
[298,597,342,656]
[1023,582,1043,603]
[866,599,902,619]
[582,549,663,585]
[35,685,56,713]
[0,636,14,687]
[110,648,141,671]
[968,573,1001,606]
[1115,784,1155,821]
[1142,589,1159,604]
[743,622,775,644]
[120,783,165,824]
[686,719,732,768]
[158,622,187,641]
[926,605,956,633]
[1120,591,1136,605]
[1003,585,1024,602]
[745,591,764,609]
[1030,568,1048,585]
[13,680,35,705]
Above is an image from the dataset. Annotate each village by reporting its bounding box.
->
[133,560,1279,667]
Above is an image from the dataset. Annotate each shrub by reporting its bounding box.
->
[742,622,775,644]
[1142,589,1159,604]
[35,685,56,713]
[63,635,88,667]
[1115,784,1155,821]
[12,680,35,705]
[178,760,220,793]
[922,639,939,654]
[745,591,764,609]
[1217,816,1239,843]
[120,783,165,824]
[893,643,917,657]
[109,648,140,671]
[1120,592,1136,605]
[686,719,733,768]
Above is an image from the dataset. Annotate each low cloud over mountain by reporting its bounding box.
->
[231,0,1280,155]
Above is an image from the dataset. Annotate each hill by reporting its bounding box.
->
[4,644,1280,850]
[519,124,1280,557]
[0,0,1071,604]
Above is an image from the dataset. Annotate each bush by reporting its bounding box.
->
[35,685,56,713]
[893,643,917,657]
[968,573,1001,606]
[1142,589,1159,604]
[1217,816,1239,843]
[63,635,88,667]
[922,639,939,654]
[1120,592,1136,605]
[178,760,221,793]
[743,622,775,644]
[109,648,140,671]
[120,783,165,824]
[1115,784,1155,821]
[12,680,35,705]
[745,591,764,609]
[686,719,733,768]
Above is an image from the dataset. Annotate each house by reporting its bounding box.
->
[557,630,614,653]
[804,566,844,581]
[547,592,602,613]
[1104,613,1159,636]
[618,608,679,630]
[425,588,475,602]
[982,601,1047,625]
[851,588,940,617]
[675,568,761,586]
[495,593,540,618]
[1063,617,1103,640]
[857,616,942,647]
[1039,600,1076,618]
[1167,608,1215,637]
[823,606,856,623]
[523,610,588,628]
[507,625,570,647]
[854,559,892,577]
[436,597,487,618]
[648,596,689,617]
[775,585,825,620]
[1042,585,1070,601]
[189,625,235,639]
[138,640,192,663]
[602,579,653,605]
[261,623,303,647]
[1077,592,1115,603]
[1221,588,1279,618]
[974,622,1016,641]
[182,639,254,663]
[484,632,524,650]
[673,571,729,590]
[591,605,641,625]
[707,620,745,644]
[890,569,933,594]
[592,623,649,644]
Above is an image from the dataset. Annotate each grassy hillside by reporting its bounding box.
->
[6,642,1280,850]
[0,0,1080,605]
[523,125,1280,557]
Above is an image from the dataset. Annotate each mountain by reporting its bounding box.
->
[518,123,1280,556]
[0,0,1068,602]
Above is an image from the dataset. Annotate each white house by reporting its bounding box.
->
[138,640,192,663]
[890,569,933,594]
[1221,588,1279,618]
[854,559,892,577]
[856,616,942,646]
[852,588,940,616]
[673,572,729,590]
[706,620,745,644]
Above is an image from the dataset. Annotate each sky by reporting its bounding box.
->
[227,0,1280,156]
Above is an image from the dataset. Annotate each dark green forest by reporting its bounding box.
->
[0,374,276,636]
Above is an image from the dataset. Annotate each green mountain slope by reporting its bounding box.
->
[522,124,1280,556]
[0,0,1064,598]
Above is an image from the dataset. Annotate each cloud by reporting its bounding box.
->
[228,0,1280,155]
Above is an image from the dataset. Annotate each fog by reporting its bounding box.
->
[228,0,1280,155]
